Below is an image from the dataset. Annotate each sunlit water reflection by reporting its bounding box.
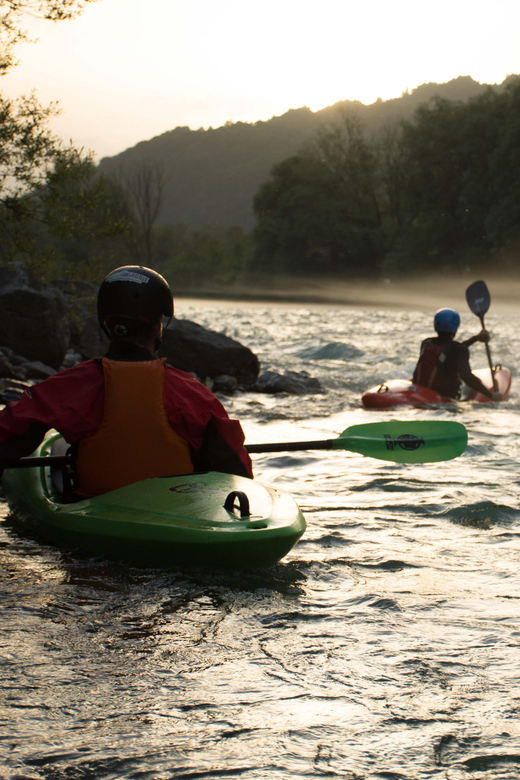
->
[1,300,520,779]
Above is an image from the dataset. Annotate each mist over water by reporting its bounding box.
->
[216,272,520,314]
[1,289,520,779]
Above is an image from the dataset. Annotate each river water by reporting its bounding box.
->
[1,295,520,779]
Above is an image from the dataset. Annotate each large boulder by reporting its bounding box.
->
[162,318,260,386]
[49,279,109,359]
[0,264,70,369]
[254,370,324,395]
[0,266,262,387]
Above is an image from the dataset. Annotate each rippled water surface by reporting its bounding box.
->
[2,297,520,779]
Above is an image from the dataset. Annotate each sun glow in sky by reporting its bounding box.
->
[2,0,520,159]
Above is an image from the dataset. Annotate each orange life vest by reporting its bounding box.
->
[76,358,193,497]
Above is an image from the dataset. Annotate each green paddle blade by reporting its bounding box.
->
[247,420,468,463]
[333,420,468,463]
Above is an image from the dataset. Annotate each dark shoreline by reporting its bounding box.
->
[172,274,520,313]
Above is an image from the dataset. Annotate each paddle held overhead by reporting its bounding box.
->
[465,280,497,391]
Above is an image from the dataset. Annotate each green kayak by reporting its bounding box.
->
[2,433,306,569]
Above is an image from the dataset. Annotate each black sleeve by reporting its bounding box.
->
[0,421,49,493]
[0,421,49,460]
[455,345,493,398]
[191,420,251,477]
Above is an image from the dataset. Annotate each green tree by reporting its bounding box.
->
[394,97,466,270]
[253,110,385,277]
[107,161,168,267]
[376,121,408,230]
[0,0,118,280]
[35,152,131,279]
[480,81,520,253]
[0,95,128,277]
[253,154,347,274]
[383,80,520,274]
[309,109,382,230]
[158,224,253,287]
[0,1,96,73]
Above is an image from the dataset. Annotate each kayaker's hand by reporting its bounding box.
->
[490,391,503,401]
[476,329,491,343]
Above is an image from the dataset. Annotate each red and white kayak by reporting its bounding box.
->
[362,366,512,410]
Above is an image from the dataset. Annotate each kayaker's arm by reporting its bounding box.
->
[461,329,490,348]
[0,421,50,495]
[457,336,502,399]
[0,421,49,460]
[191,420,253,478]
[455,347,494,399]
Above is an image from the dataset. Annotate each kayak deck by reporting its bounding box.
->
[362,379,453,409]
[459,366,512,402]
[3,434,306,569]
[362,366,511,410]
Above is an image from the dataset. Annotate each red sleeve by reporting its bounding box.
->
[0,361,253,478]
[0,360,105,443]
[163,365,253,478]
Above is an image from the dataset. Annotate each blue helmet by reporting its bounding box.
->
[434,308,460,334]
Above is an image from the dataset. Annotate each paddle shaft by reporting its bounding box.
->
[476,311,498,391]
[0,455,70,469]
[247,440,333,453]
[1,421,467,469]
[1,436,456,466]
[1,446,332,465]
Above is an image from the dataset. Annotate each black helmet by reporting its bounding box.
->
[97,266,173,337]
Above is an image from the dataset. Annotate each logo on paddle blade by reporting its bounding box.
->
[384,433,425,451]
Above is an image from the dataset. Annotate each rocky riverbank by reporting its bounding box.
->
[0,264,324,403]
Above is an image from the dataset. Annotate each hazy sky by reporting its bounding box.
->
[2,0,520,161]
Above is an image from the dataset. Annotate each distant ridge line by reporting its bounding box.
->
[98,75,518,231]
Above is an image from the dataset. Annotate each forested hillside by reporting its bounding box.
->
[253,77,520,279]
[5,74,516,287]
[97,76,496,231]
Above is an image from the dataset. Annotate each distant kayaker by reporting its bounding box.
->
[412,308,503,401]
[0,266,253,496]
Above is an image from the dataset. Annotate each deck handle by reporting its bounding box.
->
[224,491,251,519]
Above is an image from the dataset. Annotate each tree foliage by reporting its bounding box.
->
[253,111,386,277]
[253,79,520,279]
[156,224,253,288]
[0,0,128,281]
[0,0,97,73]
[105,161,168,267]
[0,92,127,277]
[34,153,131,279]
[98,77,497,234]
[385,81,520,273]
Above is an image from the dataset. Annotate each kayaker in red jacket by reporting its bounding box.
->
[412,307,502,401]
[0,266,253,496]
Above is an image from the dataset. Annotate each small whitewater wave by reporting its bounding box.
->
[296,342,364,361]
[438,500,520,528]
